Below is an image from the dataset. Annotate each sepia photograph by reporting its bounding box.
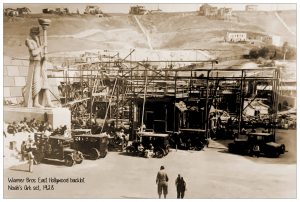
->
[2,1,297,199]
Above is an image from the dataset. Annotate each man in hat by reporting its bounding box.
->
[24,26,54,108]
[156,165,169,199]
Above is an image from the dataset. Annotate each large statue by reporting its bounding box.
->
[24,19,54,108]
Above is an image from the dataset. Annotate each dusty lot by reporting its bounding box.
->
[4,129,296,199]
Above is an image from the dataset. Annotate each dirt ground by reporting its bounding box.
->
[3,129,296,199]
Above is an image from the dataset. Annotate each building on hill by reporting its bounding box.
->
[199,4,232,20]
[16,7,31,15]
[129,5,147,15]
[245,5,258,11]
[42,8,69,15]
[55,8,69,15]
[4,8,19,17]
[263,35,282,47]
[42,8,54,14]
[225,32,247,42]
[218,7,232,20]
[199,4,218,17]
[84,5,103,15]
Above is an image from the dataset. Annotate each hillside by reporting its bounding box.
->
[3,10,296,60]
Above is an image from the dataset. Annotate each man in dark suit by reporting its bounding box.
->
[175,174,187,198]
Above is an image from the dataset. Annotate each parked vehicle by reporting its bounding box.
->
[33,133,84,166]
[177,129,207,150]
[228,132,285,157]
[126,132,170,158]
[72,134,109,160]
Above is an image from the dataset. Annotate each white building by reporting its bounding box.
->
[225,32,247,42]
[245,5,258,11]
[263,35,282,46]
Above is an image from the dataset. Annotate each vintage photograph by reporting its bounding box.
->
[3,2,297,199]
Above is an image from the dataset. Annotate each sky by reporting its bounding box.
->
[4,3,297,13]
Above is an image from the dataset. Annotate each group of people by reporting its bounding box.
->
[156,166,187,199]
[5,118,52,135]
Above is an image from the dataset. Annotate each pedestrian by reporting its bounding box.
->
[175,174,186,199]
[27,149,35,173]
[21,141,27,161]
[156,166,169,199]
[253,144,260,158]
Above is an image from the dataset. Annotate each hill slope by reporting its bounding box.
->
[4,10,296,59]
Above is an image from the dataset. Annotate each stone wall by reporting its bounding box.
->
[3,56,29,104]
[3,56,60,105]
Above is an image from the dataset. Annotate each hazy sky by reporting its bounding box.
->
[4,3,297,13]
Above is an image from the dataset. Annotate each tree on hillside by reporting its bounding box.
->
[258,47,270,59]
[248,44,295,60]
[282,42,288,61]
[281,42,295,61]
[249,48,259,59]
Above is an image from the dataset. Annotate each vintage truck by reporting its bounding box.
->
[228,132,285,157]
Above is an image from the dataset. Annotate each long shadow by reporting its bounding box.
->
[9,163,30,173]
[39,159,65,166]
[218,148,293,164]
[120,196,151,199]
[118,152,145,158]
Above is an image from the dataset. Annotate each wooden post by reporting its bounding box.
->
[173,70,177,133]
[238,70,244,135]
[204,70,210,139]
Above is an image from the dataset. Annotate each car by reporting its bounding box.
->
[176,129,207,150]
[228,132,285,157]
[33,133,84,166]
[72,134,109,160]
[125,131,170,158]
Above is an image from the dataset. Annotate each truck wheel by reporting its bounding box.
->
[74,152,84,164]
[100,149,108,158]
[155,148,164,158]
[246,148,252,156]
[280,144,285,154]
[274,151,280,158]
[165,145,170,154]
[126,146,134,154]
[34,151,44,164]
[64,155,74,167]
[90,148,100,160]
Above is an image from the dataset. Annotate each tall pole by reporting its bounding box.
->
[204,70,210,139]
[141,69,148,132]
[173,70,177,133]
[238,70,244,135]
[129,49,134,139]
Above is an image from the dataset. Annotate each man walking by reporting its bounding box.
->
[175,174,186,198]
[156,166,169,199]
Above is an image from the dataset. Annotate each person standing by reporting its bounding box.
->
[27,149,35,173]
[253,144,260,158]
[175,174,186,199]
[156,166,169,199]
[20,141,27,161]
